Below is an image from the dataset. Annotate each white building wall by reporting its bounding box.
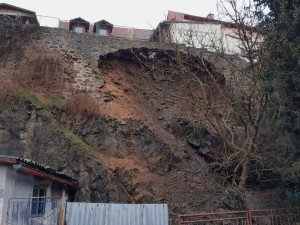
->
[0,164,69,225]
[14,172,35,198]
[169,23,243,55]
[1,166,17,225]
[223,34,243,55]
[1,166,35,225]
[0,166,7,225]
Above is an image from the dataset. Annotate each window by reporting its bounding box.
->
[75,27,83,33]
[31,187,47,217]
[99,29,108,36]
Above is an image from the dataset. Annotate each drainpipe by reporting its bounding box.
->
[133,28,136,40]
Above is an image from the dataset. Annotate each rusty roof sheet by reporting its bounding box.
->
[0,155,77,185]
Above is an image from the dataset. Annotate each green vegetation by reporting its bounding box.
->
[62,128,97,158]
[21,92,44,108]
[253,0,300,189]
[20,92,52,117]
[63,128,85,144]
[21,92,97,159]
[50,97,65,107]
[144,0,299,190]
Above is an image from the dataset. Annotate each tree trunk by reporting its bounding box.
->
[239,159,249,189]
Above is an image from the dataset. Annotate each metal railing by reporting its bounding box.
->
[249,208,300,225]
[179,210,249,225]
[8,197,60,225]
[178,208,300,225]
[37,15,60,28]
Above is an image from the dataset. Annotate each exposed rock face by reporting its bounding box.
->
[0,27,289,224]
[0,98,243,224]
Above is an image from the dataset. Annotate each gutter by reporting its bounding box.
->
[0,156,17,164]
[0,155,78,188]
[18,165,78,188]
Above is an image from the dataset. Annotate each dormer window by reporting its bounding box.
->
[69,17,89,34]
[93,19,113,36]
[99,29,108,36]
[75,27,83,33]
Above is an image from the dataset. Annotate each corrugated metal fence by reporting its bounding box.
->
[65,203,169,225]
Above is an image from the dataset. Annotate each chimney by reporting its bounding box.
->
[206,13,214,19]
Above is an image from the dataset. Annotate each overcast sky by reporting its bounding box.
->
[4,0,219,29]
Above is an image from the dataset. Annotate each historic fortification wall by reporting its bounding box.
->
[28,27,171,96]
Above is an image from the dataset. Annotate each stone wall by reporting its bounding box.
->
[35,27,170,63]
[30,27,171,96]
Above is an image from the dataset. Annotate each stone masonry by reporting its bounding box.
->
[31,27,172,98]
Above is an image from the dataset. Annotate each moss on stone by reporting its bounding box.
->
[50,97,65,107]
[21,93,43,108]
[20,92,52,117]
[62,128,97,159]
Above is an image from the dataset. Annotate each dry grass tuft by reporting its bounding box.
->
[0,80,18,103]
[13,53,65,92]
[63,94,101,118]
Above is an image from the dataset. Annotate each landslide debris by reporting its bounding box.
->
[0,34,290,224]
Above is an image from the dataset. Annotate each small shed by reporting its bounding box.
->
[0,3,38,25]
[0,155,77,225]
[69,17,90,33]
[93,19,113,36]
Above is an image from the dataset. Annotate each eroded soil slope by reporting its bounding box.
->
[0,41,287,224]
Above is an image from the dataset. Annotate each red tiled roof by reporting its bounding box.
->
[167,10,220,23]
[59,20,153,40]
[165,10,252,30]
[167,10,185,21]
[0,3,36,15]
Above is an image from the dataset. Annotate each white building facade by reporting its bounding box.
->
[168,22,242,54]
[0,156,76,225]
[151,11,258,55]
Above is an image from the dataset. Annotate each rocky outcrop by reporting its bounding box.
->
[0,96,244,224]
[0,27,291,225]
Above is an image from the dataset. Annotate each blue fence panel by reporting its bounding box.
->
[9,199,58,225]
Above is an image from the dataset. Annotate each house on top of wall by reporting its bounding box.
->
[150,10,259,55]
[93,19,113,36]
[59,18,154,40]
[0,3,38,25]
[0,155,77,225]
[68,17,90,33]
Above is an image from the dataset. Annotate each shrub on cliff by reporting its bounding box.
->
[0,81,18,103]
[13,53,65,92]
[63,94,101,118]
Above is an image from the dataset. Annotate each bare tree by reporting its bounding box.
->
[144,0,276,189]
